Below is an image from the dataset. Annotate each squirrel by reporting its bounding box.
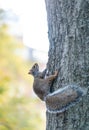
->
[28,63,85,113]
[28,63,58,101]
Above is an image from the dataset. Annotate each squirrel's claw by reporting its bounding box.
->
[54,71,58,77]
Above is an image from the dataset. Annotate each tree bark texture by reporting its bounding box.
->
[45,0,89,130]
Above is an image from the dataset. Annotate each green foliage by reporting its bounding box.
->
[0,10,45,130]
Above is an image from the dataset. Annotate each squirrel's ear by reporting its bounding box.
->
[33,63,39,70]
[34,63,38,66]
[34,63,39,68]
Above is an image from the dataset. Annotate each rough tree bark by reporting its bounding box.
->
[45,0,89,130]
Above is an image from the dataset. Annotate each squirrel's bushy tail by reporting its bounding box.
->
[46,85,86,113]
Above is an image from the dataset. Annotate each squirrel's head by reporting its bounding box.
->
[28,63,39,77]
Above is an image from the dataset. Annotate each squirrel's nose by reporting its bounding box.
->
[28,70,32,74]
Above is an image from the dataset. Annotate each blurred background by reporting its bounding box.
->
[0,0,49,130]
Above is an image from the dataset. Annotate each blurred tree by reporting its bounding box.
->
[0,9,45,130]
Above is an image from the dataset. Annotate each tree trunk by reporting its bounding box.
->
[45,0,89,130]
